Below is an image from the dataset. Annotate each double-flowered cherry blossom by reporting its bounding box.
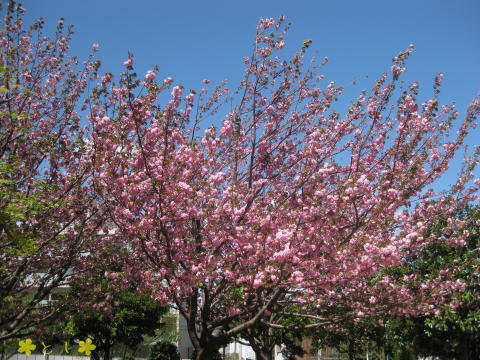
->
[89,16,479,360]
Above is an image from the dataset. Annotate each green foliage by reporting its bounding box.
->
[309,206,480,359]
[405,207,480,358]
[190,348,222,360]
[310,317,384,360]
[56,289,168,360]
[153,313,179,344]
[0,338,18,360]
[148,342,180,360]
[0,159,51,257]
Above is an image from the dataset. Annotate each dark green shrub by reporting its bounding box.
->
[148,342,180,360]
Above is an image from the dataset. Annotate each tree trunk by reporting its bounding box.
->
[244,325,275,360]
[194,345,221,360]
[347,342,355,360]
[457,336,470,360]
[93,340,112,360]
[103,341,111,360]
[253,348,273,360]
[248,338,273,360]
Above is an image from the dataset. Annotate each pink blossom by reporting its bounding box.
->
[391,65,406,79]
[220,121,233,138]
[186,93,195,103]
[177,181,191,192]
[123,58,133,67]
[171,85,183,98]
[102,73,112,84]
[145,70,156,81]
[262,18,275,29]
[82,15,480,353]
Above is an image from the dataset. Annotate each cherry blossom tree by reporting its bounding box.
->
[0,1,104,340]
[89,16,480,360]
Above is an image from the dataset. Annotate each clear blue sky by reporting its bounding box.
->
[22,0,480,184]
[23,0,479,99]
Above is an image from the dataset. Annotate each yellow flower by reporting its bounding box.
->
[78,338,96,356]
[18,338,36,355]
